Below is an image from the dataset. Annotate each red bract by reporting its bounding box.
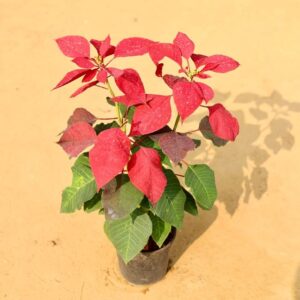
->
[208,104,239,141]
[113,68,146,104]
[128,147,167,204]
[89,128,131,189]
[57,122,97,157]
[56,36,90,58]
[173,32,195,59]
[130,95,172,136]
[173,81,204,120]
[149,43,182,66]
[192,54,240,73]
[54,35,116,97]
[115,37,155,57]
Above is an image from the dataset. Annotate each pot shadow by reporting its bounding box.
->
[184,90,300,215]
[294,266,300,300]
[169,207,218,266]
[169,90,299,265]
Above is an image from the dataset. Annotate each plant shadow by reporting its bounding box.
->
[185,90,300,215]
[169,207,218,266]
[294,265,300,300]
[169,90,299,265]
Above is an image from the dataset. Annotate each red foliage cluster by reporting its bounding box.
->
[55,33,239,204]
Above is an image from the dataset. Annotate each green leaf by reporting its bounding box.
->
[61,154,97,213]
[152,169,186,228]
[192,139,201,148]
[199,116,227,147]
[84,192,103,213]
[94,121,119,134]
[149,213,172,247]
[185,164,217,210]
[104,210,152,263]
[102,174,144,220]
[119,103,135,124]
[183,188,198,216]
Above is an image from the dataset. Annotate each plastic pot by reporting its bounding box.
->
[117,228,176,285]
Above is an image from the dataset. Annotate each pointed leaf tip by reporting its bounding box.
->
[55,35,90,58]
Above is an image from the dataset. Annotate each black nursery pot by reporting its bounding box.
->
[118,228,176,285]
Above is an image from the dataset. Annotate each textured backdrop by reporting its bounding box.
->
[0,0,300,299]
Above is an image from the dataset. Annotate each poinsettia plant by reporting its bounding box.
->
[54,32,239,263]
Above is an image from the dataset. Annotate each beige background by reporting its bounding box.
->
[1,0,300,299]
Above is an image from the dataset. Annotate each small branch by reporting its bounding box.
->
[181,129,199,135]
[95,84,107,89]
[96,117,118,121]
[173,114,180,131]
[182,160,189,167]
[106,79,122,126]
[175,173,184,177]
[104,57,115,67]
[200,104,209,108]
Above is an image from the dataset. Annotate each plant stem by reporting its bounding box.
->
[96,117,118,121]
[182,129,199,135]
[175,173,184,177]
[182,160,189,167]
[173,114,180,131]
[106,79,122,126]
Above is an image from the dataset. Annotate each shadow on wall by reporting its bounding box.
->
[170,90,300,265]
[186,90,300,215]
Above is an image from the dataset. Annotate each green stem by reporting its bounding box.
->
[106,79,122,126]
[173,114,180,131]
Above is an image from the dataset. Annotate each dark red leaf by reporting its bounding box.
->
[173,32,195,59]
[191,54,207,68]
[194,82,214,102]
[163,74,187,89]
[128,147,167,204]
[149,43,182,66]
[89,128,131,189]
[158,131,195,164]
[200,55,239,73]
[172,81,203,120]
[55,36,90,58]
[53,69,89,89]
[114,37,154,57]
[82,69,98,82]
[72,57,95,68]
[208,104,239,141]
[67,108,97,126]
[96,69,108,83]
[155,63,164,77]
[130,95,171,136]
[70,80,98,97]
[114,68,146,104]
[57,122,96,157]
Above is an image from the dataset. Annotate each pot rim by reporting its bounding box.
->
[141,227,177,254]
